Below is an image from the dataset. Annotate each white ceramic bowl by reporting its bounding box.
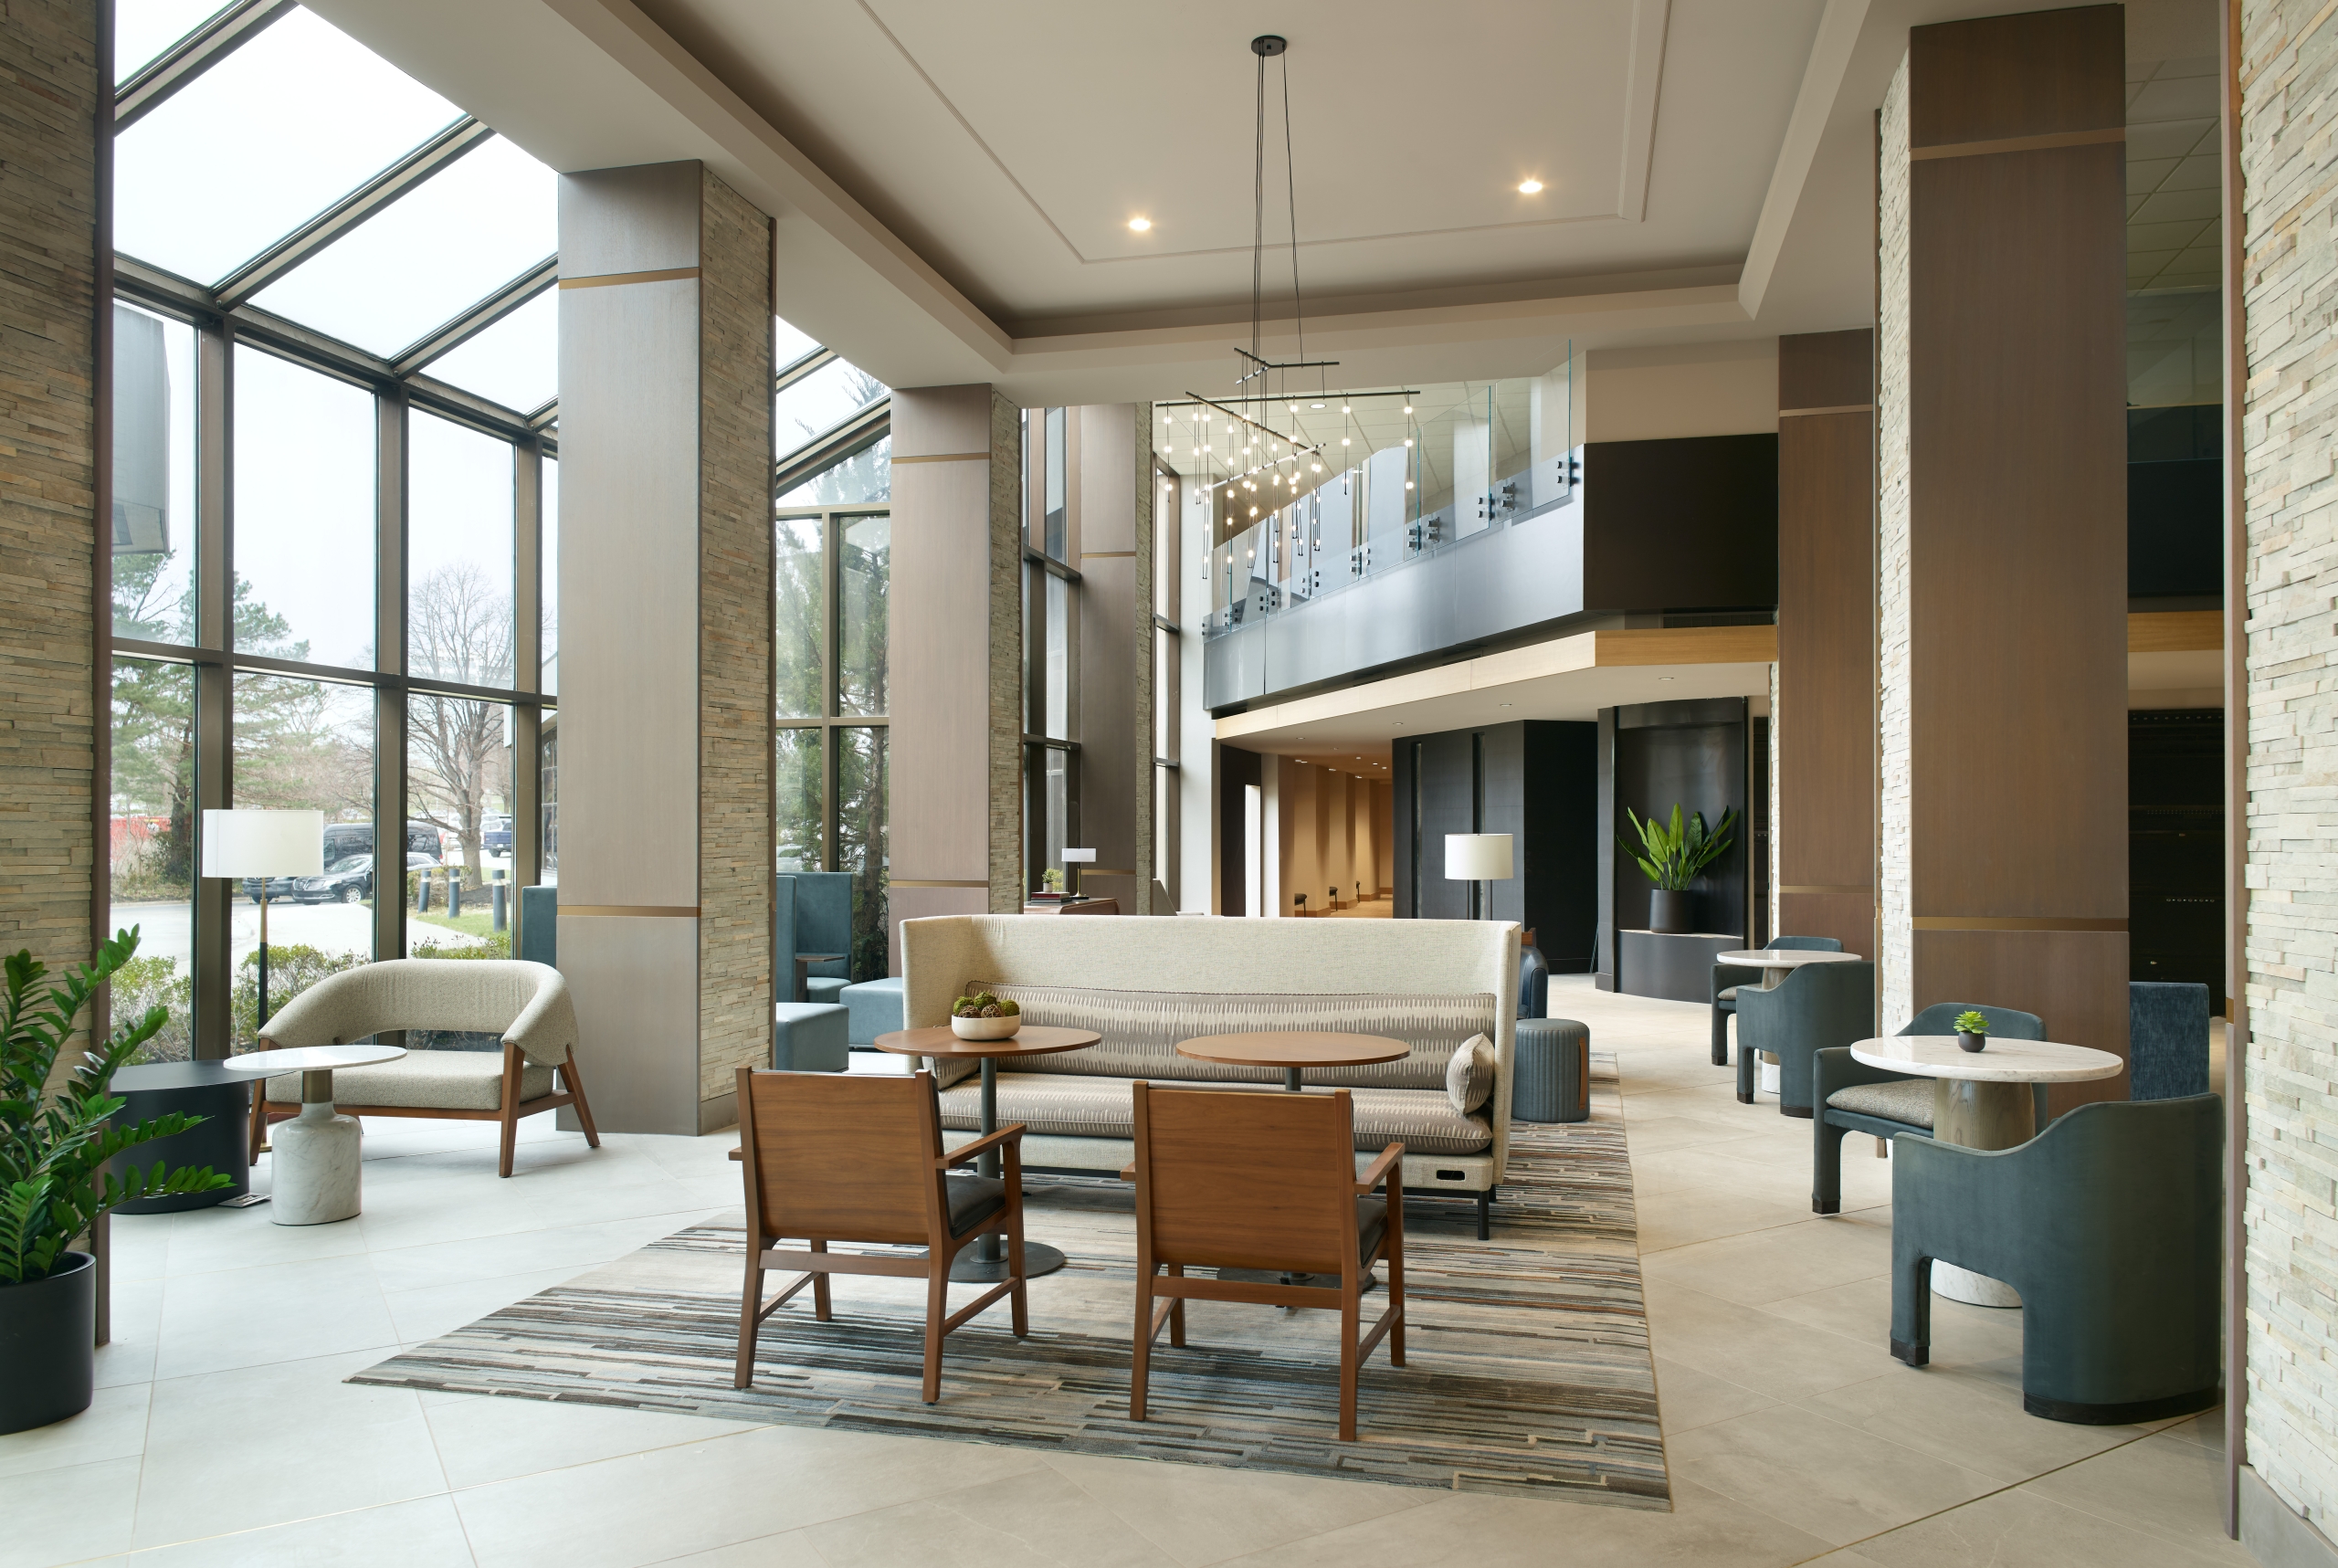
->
[950,1013,1021,1041]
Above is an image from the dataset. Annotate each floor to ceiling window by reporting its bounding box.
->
[106,2,556,1058]
[772,318,892,980]
[1023,409,1079,898]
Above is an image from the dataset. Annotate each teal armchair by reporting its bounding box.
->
[1889,1093,2222,1425]
[1812,1002,2046,1214]
[1733,959,1873,1113]
[775,871,855,1001]
[1711,934,1839,1067]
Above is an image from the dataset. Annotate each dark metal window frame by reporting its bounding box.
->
[774,504,890,875]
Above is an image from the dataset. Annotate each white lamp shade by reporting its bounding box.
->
[1062,847,1097,863]
[1444,833,1514,881]
[201,809,324,879]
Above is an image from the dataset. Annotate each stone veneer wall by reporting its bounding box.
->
[986,391,1024,914]
[1873,58,1914,1029]
[2239,0,2338,1534]
[692,171,776,1109]
[0,0,99,968]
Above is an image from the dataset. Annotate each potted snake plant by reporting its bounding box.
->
[1619,805,1739,935]
[1,929,232,1433]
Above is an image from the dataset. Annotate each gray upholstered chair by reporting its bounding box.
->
[250,959,599,1178]
[1889,1093,2222,1425]
[777,871,855,1002]
[1711,935,1840,1067]
[1811,1002,2046,1215]
[1733,957,1872,1112]
[2131,981,2211,1100]
[1518,943,1549,1021]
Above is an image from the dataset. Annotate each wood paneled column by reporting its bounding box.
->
[555,162,774,1135]
[1876,6,2131,1102]
[1775,331,1876,958]
[887,384,1023,962]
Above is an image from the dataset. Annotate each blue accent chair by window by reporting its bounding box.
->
[1733,956,1872,1114]
[1811,1002,2047,1215]
[1889,1092,2223,1425]
[776,871,855,1002]
[2130,982,2211,1100]
[1711,935,1840,1068]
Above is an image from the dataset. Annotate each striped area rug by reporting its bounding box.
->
[351,1056,1667,1508]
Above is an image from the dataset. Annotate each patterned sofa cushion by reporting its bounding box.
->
[939,1072,1493,1155]
[1825,1078,1935,1129]
[963,984,1499,1090]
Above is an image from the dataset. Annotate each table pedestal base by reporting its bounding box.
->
[950,1240,1064,1283]
[1929,1078,2034,1307]
[269,1100,362,1226]
[1933,1261,2022,1308]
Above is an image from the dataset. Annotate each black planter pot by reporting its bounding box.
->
[1956,1031,1987,1053]
[1648,889,1695,935]
[0,1251,96,1434]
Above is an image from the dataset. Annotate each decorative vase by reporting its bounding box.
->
[1648,889,1695,935]
[1956,1029,1987,1053]
[0,1251,95,1435]
[950,1014,1021,1041]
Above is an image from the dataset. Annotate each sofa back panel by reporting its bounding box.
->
[967,983,1495,1089]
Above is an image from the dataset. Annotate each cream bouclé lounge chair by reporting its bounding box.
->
[249,959,599,1177]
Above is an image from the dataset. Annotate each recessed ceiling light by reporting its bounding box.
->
[1311,401,1324,408]
[1518,179,1543,194]
[1658,676,1674,682]
[1499,703,1511,708]
[1128,216,1152,231]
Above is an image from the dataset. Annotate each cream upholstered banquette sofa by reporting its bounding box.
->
[900,914,1520,1237]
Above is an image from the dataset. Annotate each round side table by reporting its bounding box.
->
[109,1061,253,1211]
[1849,1034,2122,1306]
[225,1044,406,1226]
[874,1026,1100,1282]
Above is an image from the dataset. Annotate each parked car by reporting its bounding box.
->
[481,814,514,856]
[270,851,440,905]
[320,819,443,866]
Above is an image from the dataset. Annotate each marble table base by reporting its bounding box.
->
[270,1100,362,1226]
[1928,1078,2035,1308]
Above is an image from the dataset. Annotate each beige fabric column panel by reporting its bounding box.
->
[1876,8,2130,1104]
[1073,404,1153,912]
[557,161,774,1135]
[1,0,99,971]
[890,385,1022,964]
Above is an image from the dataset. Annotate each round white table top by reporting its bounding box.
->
[224,1044,406,1076]
[1849,1036,2122,1084]
[1719,949,1865,970]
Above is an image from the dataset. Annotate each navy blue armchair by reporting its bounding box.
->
[1519,943,1549,1021]
[1711,935,1840,1067]
[1889,1093,2222,1425]
[1733,957,1872,1113]
[1811,1003,2046,1215]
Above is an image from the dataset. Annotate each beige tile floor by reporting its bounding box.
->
[1,977,2251,1568]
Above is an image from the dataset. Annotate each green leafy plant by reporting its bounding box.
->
[1619,805,1739,892]
[1954,1010,1989,1036]
[1,928,233,1286]
[952,992,1020,1019]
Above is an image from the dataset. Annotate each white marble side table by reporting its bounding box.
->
[1849,1034,2122,1307]
[226,1045,405,1226]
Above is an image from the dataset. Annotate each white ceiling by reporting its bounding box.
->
[305,0,2220,404]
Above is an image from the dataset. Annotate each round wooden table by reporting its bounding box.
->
[874,1026,1100,1282]
[224,1044,405,1226]
[1849,1034,2122,1307]
[1174,1031,1408,1092]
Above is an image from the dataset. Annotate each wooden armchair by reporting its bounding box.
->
[1127,1082,1406,1441]
[249,959,598,1178]
[732,1067,1030,1404]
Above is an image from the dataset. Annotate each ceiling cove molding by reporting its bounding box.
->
[1737,0,1870,319]
[1617,0,1673,222]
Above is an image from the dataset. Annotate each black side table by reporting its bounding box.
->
[1513,1019,1591,1124]
[109,1061,252,1212]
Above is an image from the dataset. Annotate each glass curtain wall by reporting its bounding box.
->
[1153,463,1180,909]
[1023,409,1079,898]
[106,4,556,1058]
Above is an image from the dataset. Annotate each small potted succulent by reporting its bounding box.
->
[1954,1010,1989,1053]
[950,992,1022,1041]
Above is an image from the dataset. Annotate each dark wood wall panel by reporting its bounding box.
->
[1907,5,2124,149]
[1913,930,2131,1110]
[1779,329,1873,411]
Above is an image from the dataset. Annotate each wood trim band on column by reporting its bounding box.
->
[1778,405,1876,418]
[556,267,700,289]
[1080,551,1136,559]
[890,451,990,464]
[559,905,700,917]
[1910,126,2125,160]
[1911,916,2127,931]
[1781,885,1871,896]
[890,879,989,889]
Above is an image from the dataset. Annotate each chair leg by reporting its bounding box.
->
[1711,1004,1731,1067]
[1386,1194,1406,1369]
[560,1055,603,1148]
[1814,1118,1849,1215]
[1477,1188,1491,1241]
[1005,1145,1028,1338]
[1338,1289,1361,1442]
[1167,1263,1185,1348]
[1130,1268,1154,1422]
[497,1042,523,1178]
[734,1245,764,1389]
[1737,1035,1758,1104]
[922,1259,948,1405]
[811,1238,831,1321]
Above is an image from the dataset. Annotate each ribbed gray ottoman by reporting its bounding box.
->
[1514,1018,1591,1122]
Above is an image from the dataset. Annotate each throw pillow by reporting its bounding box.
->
[1446,1033,1496,1112]
[924,1055,979,1089]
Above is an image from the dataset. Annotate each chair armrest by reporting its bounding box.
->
[1355,1142,1405,1194]
[941,1121,1028,1169]
[727,1146,742,1162]
[1119,1163,1136,1182]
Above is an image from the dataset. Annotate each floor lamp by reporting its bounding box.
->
[202,809,323,1035]
[1445,833,1514,921]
